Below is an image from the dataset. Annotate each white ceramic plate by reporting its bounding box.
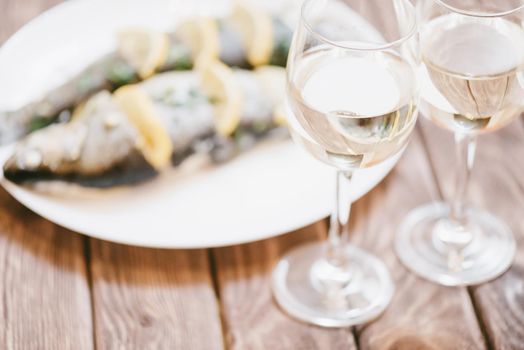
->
[0,0,400,248]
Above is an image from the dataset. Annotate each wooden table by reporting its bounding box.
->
[1,1,523,349]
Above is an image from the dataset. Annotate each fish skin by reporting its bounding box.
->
[0,16,292,145]
[3,68,285,188]
[3,91,154,187]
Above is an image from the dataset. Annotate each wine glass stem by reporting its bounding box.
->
[327,170,353,267]
[450,133,477,224]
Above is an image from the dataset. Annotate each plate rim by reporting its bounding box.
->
[0,0,400,249]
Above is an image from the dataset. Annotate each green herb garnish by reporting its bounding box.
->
[106,62,138,88]
[28,116,57,133]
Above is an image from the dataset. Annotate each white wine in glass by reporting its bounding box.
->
[288,49,417,170]
[396,0,524,286]
[272,0,419,327]
[420,14,524,134]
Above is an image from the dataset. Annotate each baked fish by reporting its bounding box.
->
[0,2,292,144]
[3,63,287,188]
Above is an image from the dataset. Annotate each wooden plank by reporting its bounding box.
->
[419,117,524,349]
[352,131,486,349]
[0,0,62,44]
[212,222,357,350]
[0,189,93,349]
[89,240,223,350]
[0,1,94,349]
[2,2,221,348]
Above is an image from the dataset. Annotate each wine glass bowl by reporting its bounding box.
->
[272,0,418,327]
[418,1,524,135]
[285,0,419,171]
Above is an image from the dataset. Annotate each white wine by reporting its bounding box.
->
[287,48,417,170]
[420,14,524,134]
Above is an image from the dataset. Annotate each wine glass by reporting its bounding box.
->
[272,0,419,327]
[396,0,524,286]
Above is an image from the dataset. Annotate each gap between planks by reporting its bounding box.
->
[418,116,524,350]
[351,127,486,349]
[417,123,495,350]
[82,236,98,350]
[207,249,232,350]
[210,222,357,350]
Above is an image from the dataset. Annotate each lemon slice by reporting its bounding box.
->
[70,100,87,122]
[231,1,274,66]
[117,28,169,79]
[177,18,220,67]
[255,66,287,124]
[272,103,288,126]
[201,61,242,136]
[113,85,173,170]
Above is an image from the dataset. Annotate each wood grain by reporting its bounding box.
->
[89,240,223,350]
[419,117,524,350]
[0,189,93,349]
[212,222,357,350]
[352,131,486,349]
[1,1,520,349]
[0,1,94,349]
[0,0,62,44]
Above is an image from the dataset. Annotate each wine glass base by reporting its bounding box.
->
[271,242,394,327]
[396,202,516,286]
